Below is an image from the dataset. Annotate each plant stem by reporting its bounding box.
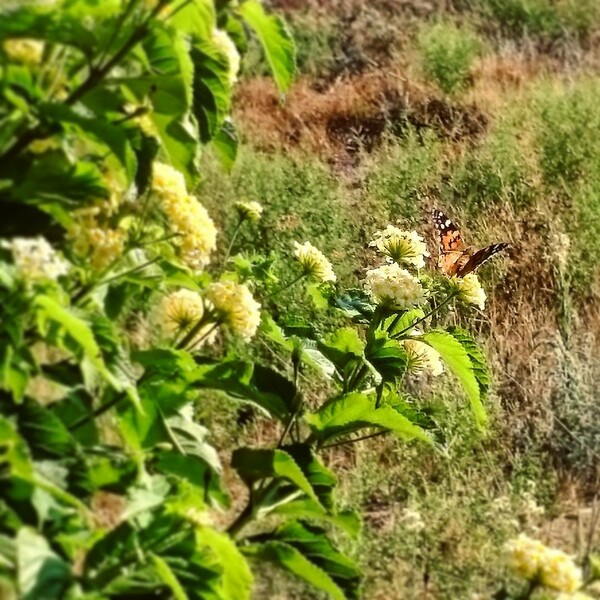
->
[95,257,161,286]
[267,273,306,299]
[177,314,219,350]
[390,291,458,339]
[221,219,244,271]
[321,429,389,449]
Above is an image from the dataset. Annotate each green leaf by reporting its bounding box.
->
[232,448,320,505]
[16,528,71,600]
[243,541,345,600]
[211,119,238,170]
[149,553,188,600]
[421,330,487,428]
[447,327,490,398]
[0,416,34,481]
[318,328,364,372]
[306,393,431,444]
[199,527,253,600]
[39,103,137,181]
[385,308,425,337]
[240,1,296,92]
[270,500,361,538]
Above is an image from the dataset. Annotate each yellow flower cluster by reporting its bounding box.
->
[152,288,215,347]
[505,534,583,593]
[293,241,336,283]
[363,263,426,309]
[235,200,263,222]
[370,226,429,269]
[451,273,486,309]
[206,281,261,341]
[403,339,444,377]
[212,28,241,86]
[3,38,44,64]
[68,208,126,271]
[7,237,69,281]
[152,162,217,270]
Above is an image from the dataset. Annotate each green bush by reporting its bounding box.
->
[417,21,482,95]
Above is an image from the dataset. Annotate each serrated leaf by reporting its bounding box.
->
[306,392,431,444]
[240,1,296,92]
[421,330,487,428]
[199,527,253,600]
[211,119,238,170]
[232,448,320,505]
[149,553,188,600]
[244,541,345,600]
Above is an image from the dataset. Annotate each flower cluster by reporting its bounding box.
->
[235,200,263,223]
[363,263,426,309]
[152,288,215,347]
[293,241,336,283]
[451,273,486,309]
[67,208,127,271]
[6,237,69,281]
[3,39,44,64]
[505,534,583,593]
[212,28,241,86]
[152,162,217,270]
[370,226,429,269]
[403,339,444,377]
[206,281,261,341]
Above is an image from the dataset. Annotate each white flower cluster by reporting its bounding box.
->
[451,273,486,309]
[403,339,444,377]
[369,226,429,269]
[7,237,69,281]
[293,241,336,283]
[152,162,217,270]
[206,281,261,341]
[363,263,426,309]
[505,534,583,593]
[152,288,215,347]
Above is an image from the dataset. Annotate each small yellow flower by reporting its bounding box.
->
[3,39,44,64]
[7,237,69,281]
[293,241,336,283]
[540,548,583,593]
[152,289,216,346]
[504,534,583,593]
[206,281,261,341]
[363,263,426,309]
[212,28,240,86]
[403,339,444,377]
[370,226,429,269]
[152,162,188,201]
[163,194,217,270]
[235,200,263,222]
[451,273,486,309]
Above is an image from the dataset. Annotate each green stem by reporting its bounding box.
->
[176,313,219,350]
[95,257,161,287]
[221,219,244,271]
[321,429,389,450]
[268,273,306,299]
[390,291,458,339]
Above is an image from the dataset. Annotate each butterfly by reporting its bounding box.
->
[432,209,510,277]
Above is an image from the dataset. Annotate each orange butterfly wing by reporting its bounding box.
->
[431,209,509,277]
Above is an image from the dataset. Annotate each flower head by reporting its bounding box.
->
[363,263,426,309]
[403,339,444,376]
[505,534,583,593]
[152,162,187,202]
[451,273,486,309]
[370,226,429,269]
[152,289,215,346]
[235,200,263,223]
[163,194,217,270]
[293,241,336,283]
[6,237,69,281]
[206,281,261,341]
[212,29,240,86]
[3,39,44,64]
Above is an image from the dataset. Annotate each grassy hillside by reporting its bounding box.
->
[200,1,600,597]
